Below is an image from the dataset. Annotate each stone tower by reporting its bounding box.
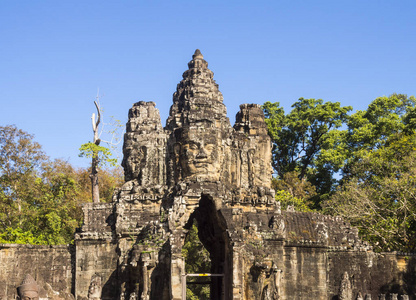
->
[111,49,276,299]
[71,50,410,300]
[1,49,414,300]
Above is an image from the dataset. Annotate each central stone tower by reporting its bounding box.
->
[74,50,395,300]
[113,49,275,299]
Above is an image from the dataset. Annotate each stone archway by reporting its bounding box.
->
[181,194,230,300]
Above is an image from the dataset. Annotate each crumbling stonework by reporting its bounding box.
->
[74,49,414,300]
[1,50,416,299]
[104,49,275,299]
[0,244,74,300]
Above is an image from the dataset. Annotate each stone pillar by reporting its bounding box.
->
[231,243,244,300]
[170,230,185,300]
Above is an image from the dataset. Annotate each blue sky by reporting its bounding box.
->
[1,1,415,168]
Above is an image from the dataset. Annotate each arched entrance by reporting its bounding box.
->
[182,194,229,300]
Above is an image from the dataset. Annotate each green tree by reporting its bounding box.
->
[0,125,83,244]
[324,132,416,252]
[23,159,83,244]
[263,98,352,208]
[182,219,211,300]
[272,171,316,212]
[264,94,416,250]
[75,166,123,203]
[79,94,122,203]
[0,125,47,229]
[342,94,416,179]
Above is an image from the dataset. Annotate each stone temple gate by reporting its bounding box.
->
[1,50,415,300]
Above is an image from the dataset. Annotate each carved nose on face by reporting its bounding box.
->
[196,147,208,159]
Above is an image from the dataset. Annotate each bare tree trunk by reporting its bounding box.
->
[91,153,100,203]
[91,100,101,203]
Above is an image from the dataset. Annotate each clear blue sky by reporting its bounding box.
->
[1,1,415,168]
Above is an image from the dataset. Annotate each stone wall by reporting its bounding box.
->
[327,252,416,299]
[0,244,73,300]
[74,240,118,300]
[1,242,414,299]
[1,50,416,300]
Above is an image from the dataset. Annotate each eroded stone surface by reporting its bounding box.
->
[72,50,416,300]
[1,50,415,300]
[17,274,39,300]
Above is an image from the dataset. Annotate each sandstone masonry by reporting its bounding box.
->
[1,50,415,300]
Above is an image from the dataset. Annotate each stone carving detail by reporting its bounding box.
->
[269,213,286,238]
[88,274,102,300]
[67,49,416,300]
[122,101,167,187]
[266,266,282,300]
[119,49,275,207]
[174,126,224,182]
[17,274,39,300]
[357,292,364,300]
[339,272,353,300]
[316,221,328,244]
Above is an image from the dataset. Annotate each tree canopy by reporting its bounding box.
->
[264,94,416,251]
[323,132,416,252]
[2,92,416,253]
[0,125,123,245]
[263,98,352,208]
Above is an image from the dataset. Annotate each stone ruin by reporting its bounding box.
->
[1,50,415,299]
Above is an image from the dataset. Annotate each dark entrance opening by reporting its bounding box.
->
[183,194,227,300]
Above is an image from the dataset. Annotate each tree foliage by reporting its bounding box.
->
[324,132,416,252]
[75,166,123,203]
[0,125,123,245]
[272,171,317,212]
[263,98,352,208]
[264,94,416,251]
[79,97,123,203]
[342,94,416,179]
[182,220,211,300]
[0,125,47,230]
[79,143,118,166]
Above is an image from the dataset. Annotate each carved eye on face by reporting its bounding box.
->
[205,144,215,152]
[189,143,199,150]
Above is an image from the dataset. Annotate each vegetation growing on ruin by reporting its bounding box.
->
[79,95,123,203]
[182,219,211,300]
[264,94,416,252]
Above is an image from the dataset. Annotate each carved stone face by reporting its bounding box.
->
[122,145,146,181]
[88,283,101,299]
[125,149,141,178]
[179,128,222,181]
[88,275,102,299]
[17,275,39,300]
